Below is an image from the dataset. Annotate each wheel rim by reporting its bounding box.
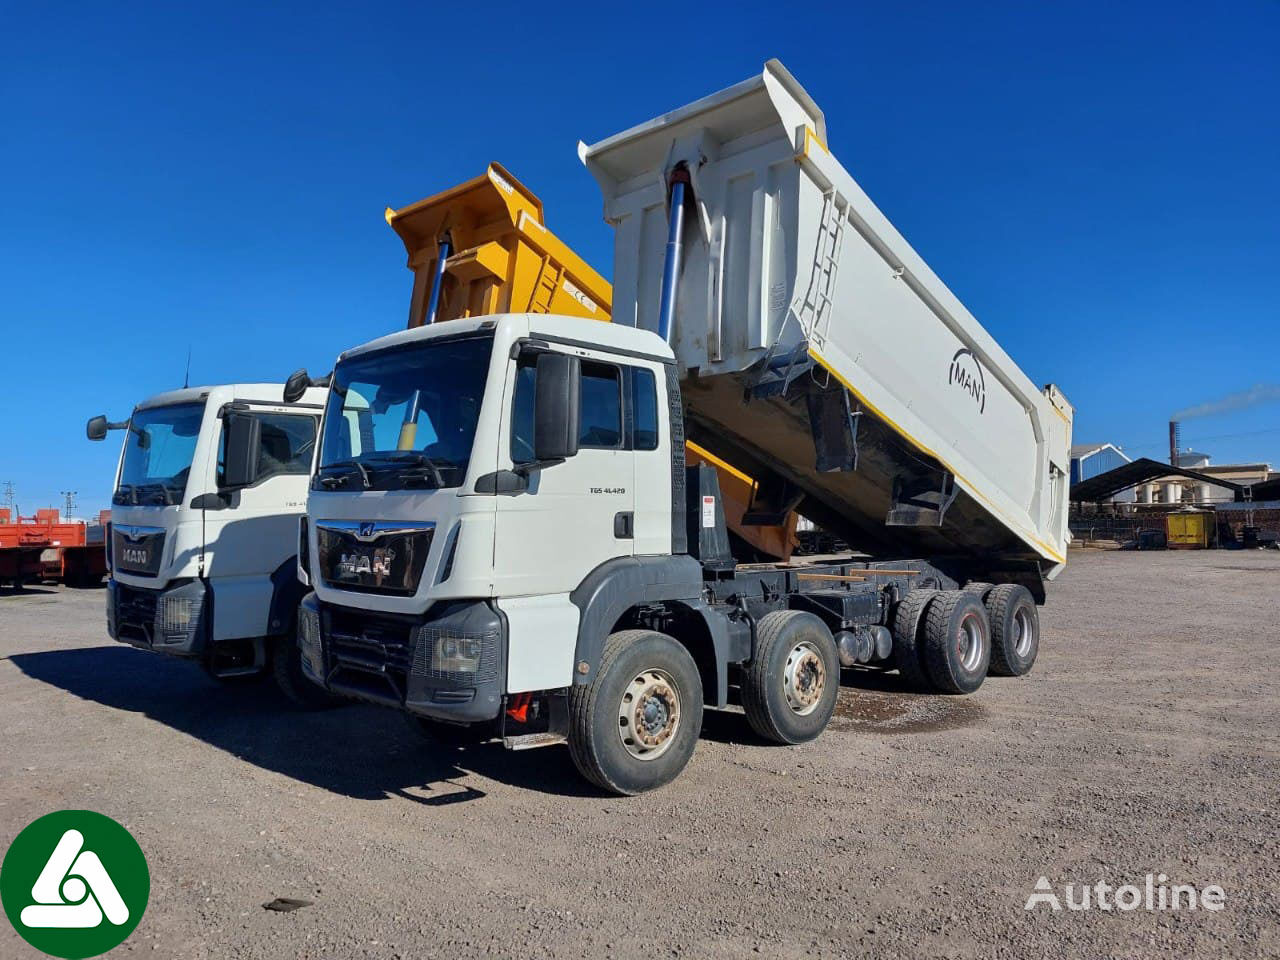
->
[1013,607,1035,657]
[957,613,986,672]
[617,669,681,761]
[783,641,826,716]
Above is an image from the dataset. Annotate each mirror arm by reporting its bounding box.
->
[513,457,565,477]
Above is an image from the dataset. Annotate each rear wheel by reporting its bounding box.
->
[922,591,991,694]
[568,630,703,795]
[985,584,1040,676]
[741,611,840,744]
[962,581,994,600]
[891,589,939,690]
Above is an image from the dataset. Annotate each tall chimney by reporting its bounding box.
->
[1168,420,1181,465]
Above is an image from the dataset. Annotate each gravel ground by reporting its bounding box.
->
[1,549,1277,959]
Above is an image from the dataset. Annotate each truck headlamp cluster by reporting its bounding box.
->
[298,603,323,679]
[433,636,483,674]
[154,581,206,646]
[412,625,500,684]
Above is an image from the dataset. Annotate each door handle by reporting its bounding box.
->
[613,512,634,539]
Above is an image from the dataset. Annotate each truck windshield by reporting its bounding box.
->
[114,402,205,506]
[317,335,493,491]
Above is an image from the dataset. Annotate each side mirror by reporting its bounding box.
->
[86,415,110,441]
[533,353,581,462]
[283,369,311,404]
[221,412,261,489]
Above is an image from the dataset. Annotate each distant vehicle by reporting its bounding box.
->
[290,61,1073,793]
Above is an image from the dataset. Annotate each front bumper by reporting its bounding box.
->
[108,578,211,657]
[298,593,506,723]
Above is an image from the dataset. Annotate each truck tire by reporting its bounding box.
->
[984,584,1040,677]
[271,637,345,710]
[891,589,939,690]
[741,611,840,745]
[568,630,703,795]
[962,581,994,600]
[921,591,991,694]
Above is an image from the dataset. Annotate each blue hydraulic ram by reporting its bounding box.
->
[656,167,691,344]
[424,234,452,325]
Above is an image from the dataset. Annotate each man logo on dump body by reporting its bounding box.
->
[2,810,149,959]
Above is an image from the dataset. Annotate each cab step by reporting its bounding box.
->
[502,732,567,751]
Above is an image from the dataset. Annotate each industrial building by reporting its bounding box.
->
[1068,420,1277,549]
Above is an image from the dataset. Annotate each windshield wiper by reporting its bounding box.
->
[136,482,179,506]
[113,484,138,505]
[318,459,372,489]
[369,452,449,488]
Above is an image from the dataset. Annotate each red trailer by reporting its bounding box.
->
[0,508,109,588]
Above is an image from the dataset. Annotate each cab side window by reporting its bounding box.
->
[630,367,659,451]
[509,353,658,462]
[218,412,318,485]
[578,362,621,448]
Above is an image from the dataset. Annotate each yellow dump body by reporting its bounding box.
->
[387,163,610,328]
[387,164,797,560]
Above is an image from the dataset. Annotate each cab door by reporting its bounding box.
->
[492,348,635,598]
[203,405,318,640]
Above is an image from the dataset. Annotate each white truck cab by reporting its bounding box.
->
[299,314,677,724]
[89,383,336,704]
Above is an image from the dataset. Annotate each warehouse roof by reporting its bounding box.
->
[1070,442,1127,460]
[1069,457,1243,503]
[1238,476,1280,502]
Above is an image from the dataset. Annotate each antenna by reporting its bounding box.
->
[183,346,192,389]
[2,481,13,509]
[61,490,78,520]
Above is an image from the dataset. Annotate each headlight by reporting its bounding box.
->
[412,625,499,682]
[154,582,206,646]
[298,600,323,677]
[433,636,483,674]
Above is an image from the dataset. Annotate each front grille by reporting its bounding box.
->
[112,525,165,577]
[321,606,416,704]
[315,521,434,595]
[325,607,415,674]
[114,583,158,645]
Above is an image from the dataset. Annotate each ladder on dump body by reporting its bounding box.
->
[796,191,845,351]
[529,255,562,314]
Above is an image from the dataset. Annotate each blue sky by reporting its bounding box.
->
[2,1,1277,515]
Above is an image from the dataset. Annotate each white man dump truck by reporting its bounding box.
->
[87,384,338,706]
[294,60,1072,794]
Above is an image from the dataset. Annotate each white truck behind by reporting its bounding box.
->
[87,383,337,705]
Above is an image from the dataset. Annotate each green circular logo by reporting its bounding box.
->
[1,811,149,959]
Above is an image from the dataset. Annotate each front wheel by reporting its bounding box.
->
[568,630,703,795]
[741,611,840,744]
[271,636,346,709]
